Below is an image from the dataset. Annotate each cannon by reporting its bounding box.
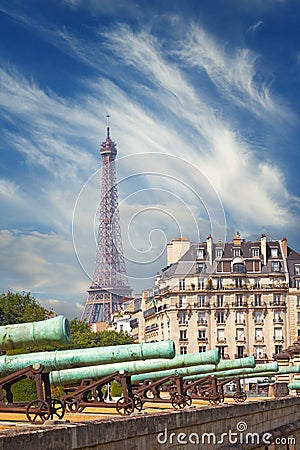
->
[0,339,176,377]
[50,348,220,386]
[0,363,65,424]
[130,355,256,384]
[182,362,279,381]
[132,373,191,409]
[183,375,221,405]
[60,370,138,416]
[0,315,70,350]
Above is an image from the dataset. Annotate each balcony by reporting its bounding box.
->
[273,336,284,342]
[231,302,248,308]
[251,302,266,308]
[254,336,264,343]
[198,337,208,343]
[194,302,210,308]
[145,324,158,334]
[179,337,188,343]
[217,337,227,343]
[273,317,284,324]
[197,319,208,326]
[143,307,156,318]
[130,318,138,328]
[213,302,228,308]
[235,319,246,325]
[235,337,246,342]
[175,303,191,309]
[269,301,286,307]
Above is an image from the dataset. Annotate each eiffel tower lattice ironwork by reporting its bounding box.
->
[81,117,132,324]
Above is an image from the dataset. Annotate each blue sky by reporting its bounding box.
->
[0,0,300,319]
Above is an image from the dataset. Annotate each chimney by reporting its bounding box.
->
[167,238,190,266]
[207,234,213,265]
[233,231,242,245]
[261,234,267,266]
[281,237,288,259]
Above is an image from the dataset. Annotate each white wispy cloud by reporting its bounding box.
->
[247,20,264,33]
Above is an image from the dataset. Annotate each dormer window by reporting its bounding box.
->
[295,264,300,275]
[252,248,260,257]
[216,248,223,258]
[197,248,205,259]
[271,248,278,258]
[197,262,206,273]
[271,261,280,272]
[233,248,241,257]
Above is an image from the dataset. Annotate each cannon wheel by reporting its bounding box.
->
[208,393,221,405]
[116,396,134,415]
[233,392,247,403]
[64,396,80,412]
[26,399,51,424]
[133,395,143,412]
[185,395,192,407]
[51,399,65,419]
[171,393,186,409]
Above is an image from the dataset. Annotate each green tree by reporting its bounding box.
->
[0,291,54,325]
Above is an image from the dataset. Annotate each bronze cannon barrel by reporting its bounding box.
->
[49,348,220,386]
[0,339,176,377]
[0,315,70,350]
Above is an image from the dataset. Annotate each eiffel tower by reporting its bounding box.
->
[81,117,132,325]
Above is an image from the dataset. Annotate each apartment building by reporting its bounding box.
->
[130,233,300,361]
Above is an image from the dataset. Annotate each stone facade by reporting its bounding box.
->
[131,234,300,361]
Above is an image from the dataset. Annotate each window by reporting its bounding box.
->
[271,248,279,258]
[179,295,187,307]
[296,279,300,289]
[273,294,281,306]
[255,346,264,359]
[236,328,244,340]
[180,346,187,355]
[197,263,206,273]
[198,278,205,290]
[197,295,206,307]
[178,311,187,325]
[217,278,223,289]
[233,248,241,257]
[252,248,260,257]
[254,294,261,306]
[271,261,280,272]
[180,330,187,341]
[199,346,206,353]
[254,311,263,324]
[179,279,185,290]
[235,294,243,307]
[235,278,243,288]
[198,311,206,324]
[217,295,224,307]
[233,263,245,273]
[297,296,300,307]
[198,329,206,339]
[236,311,244,324]
[237,346,244,358]
[295,265,300,275]
[298,312,300,325]
[218,346,226,359]
[254,278,261,289]
[274,328,282,340]
[217,328,225,342]
[216,248,223,258]
[274,311,282,322]
[197,248,205,259]
[275,345,283,354]
[217,311,225,324]
[119,324,124,332]
[255,328,263,341]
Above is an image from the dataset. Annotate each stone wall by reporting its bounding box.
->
[0,397,300,450]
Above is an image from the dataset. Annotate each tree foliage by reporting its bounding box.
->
[0,291,54,325]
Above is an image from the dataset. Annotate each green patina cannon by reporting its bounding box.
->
[0,339,176,377]
[0,315,70,350]
[49,348,220,386]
